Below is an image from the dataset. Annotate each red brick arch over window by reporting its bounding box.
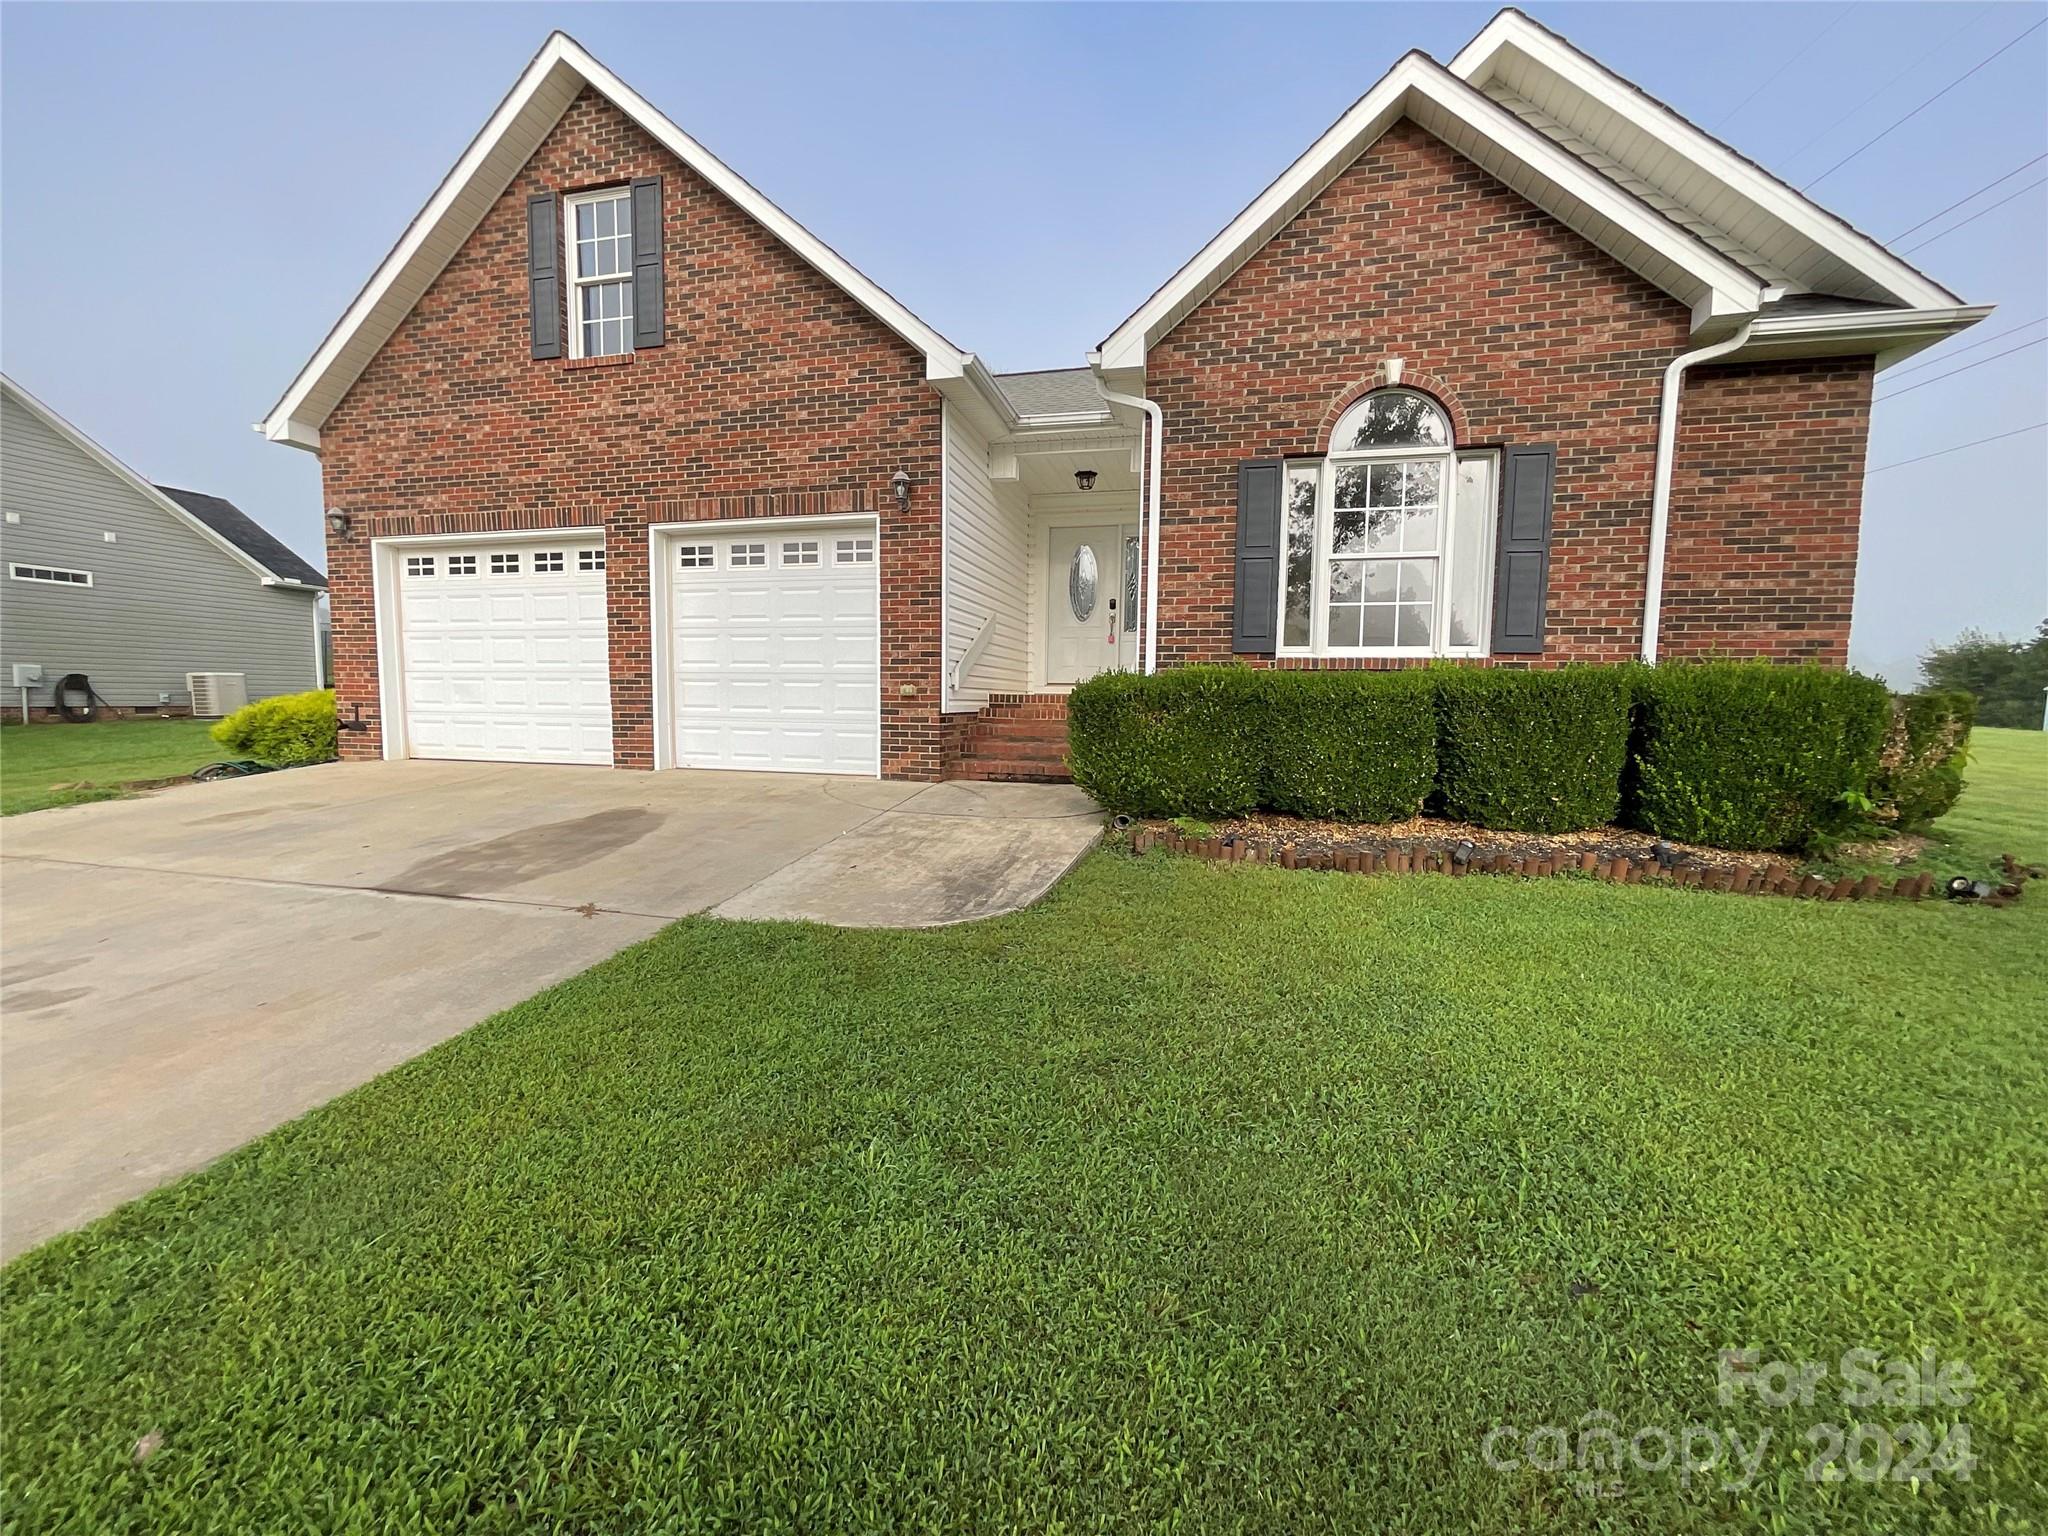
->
[1316,373,1471,451]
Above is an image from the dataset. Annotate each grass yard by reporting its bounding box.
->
[3,731,2043,1533]
[0,716,223,814]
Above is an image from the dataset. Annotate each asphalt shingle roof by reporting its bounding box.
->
[994,368,1108,419]
[155,486,327,589]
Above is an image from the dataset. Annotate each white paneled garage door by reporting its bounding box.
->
[393,536,612,765]
[667,524,879,775]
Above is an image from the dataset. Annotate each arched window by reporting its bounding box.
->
[1279,389,1498,657]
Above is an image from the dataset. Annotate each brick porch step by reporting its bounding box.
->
[947,693,1072,783]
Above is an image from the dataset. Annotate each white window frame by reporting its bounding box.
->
[676,543,714,570]
[729,541,767,568]
[564,187,635,360]
[9,563,93,587]
[1275,394,1498,660]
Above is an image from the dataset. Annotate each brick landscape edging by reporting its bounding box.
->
[1130,826,1952,902]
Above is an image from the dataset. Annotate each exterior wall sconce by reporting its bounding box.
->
[325,508,352,538]
[890,469,912,510]
[1074,469,1098,492]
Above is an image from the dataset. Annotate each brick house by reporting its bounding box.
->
[262,10,1986,782]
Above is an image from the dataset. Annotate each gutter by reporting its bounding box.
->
[1641,318,1754,664]
[1094,380,1164,675]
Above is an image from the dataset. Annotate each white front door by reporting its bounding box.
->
[668,524,880,775]
[394,537,612,765]
[1045,524,1135,686]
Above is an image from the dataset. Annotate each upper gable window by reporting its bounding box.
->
[1330,389,1451,451]
[567,189,634,359]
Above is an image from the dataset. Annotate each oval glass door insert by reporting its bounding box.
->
[1068,543,1099,621]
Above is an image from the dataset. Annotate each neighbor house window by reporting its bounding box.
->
[9,563,92,587]
[1278,390,1498,658]
[566,188,633,359]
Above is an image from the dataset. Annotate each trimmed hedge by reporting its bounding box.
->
[1629,663,1889,851]
[1871,690,1974,831]
[1261,670,1437,822]
[1065,668,1265,819]
[1435,667,1632,832]
[210,688,339,768]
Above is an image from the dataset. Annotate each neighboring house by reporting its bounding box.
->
[259,9,1987,781]
[2,375,326,717]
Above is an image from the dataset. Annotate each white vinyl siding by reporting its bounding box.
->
[0,391,321,710]
[941,403,1030,707]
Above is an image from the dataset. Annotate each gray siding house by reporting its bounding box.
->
[1,375,325,715]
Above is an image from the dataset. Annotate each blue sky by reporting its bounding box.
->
[3,2,2042,684]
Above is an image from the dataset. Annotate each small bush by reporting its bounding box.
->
[1435,667,1632,831]
[1629,663,1889,851]
[1260,671,1437,822]
[1870,691,1974,831]
[209,689,339,767]
[1066,667,1265,818]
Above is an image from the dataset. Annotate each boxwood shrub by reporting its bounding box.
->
[1870,690,1974,831]
[1629,663,1889,851]
[1260,670,1436,822]
[210,688,339,768]
[1435,666,1632,831]
[1065,667,1265,818]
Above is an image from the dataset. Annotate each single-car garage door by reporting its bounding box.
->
[394,536,612,765]
[668,524,879,775]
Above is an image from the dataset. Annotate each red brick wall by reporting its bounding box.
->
[1661,358,1872,664]
[1145,118,1873,669]
[319,88,945,775]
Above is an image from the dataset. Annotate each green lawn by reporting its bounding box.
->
[0,717,223,814]
[3,732,2043,1533]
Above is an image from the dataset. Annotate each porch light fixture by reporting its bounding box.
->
[325,508,352,538]
[890,469,912,510]
[1074,469,1098,492]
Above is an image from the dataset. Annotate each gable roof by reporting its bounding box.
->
[156,486,328,589]
[995,368,1109,421]
[3,374,325,592]
[1097,8,1979,372]
[259,31,975,451]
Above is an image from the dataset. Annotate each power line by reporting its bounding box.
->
[1712,4,1857,129]
[1865,421,2046,473]
[1874,337,2048,400]
[1890,153,2047,240]
[1803,17,2046,190]
[1899,177,2047,254]
[1882,314,2046,379]
[1781,8,1997,166]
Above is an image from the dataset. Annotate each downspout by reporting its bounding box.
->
[1642,318,1755,663]
[1097,386,1164,673]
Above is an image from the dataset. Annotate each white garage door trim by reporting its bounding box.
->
[371,529,613,765]
[649,514,881,776]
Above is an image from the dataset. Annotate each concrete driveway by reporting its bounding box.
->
[0,761,1098,1260]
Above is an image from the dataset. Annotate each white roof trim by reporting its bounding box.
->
[4,373,309,589]
[1099,50,1764,370]
[1448,10,1961,312]
[259,32,969,449]
[1735,303,1994,371]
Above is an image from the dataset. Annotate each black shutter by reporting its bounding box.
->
[1232,459,1284,654]
[527,192,561,360]
[631,176,665,349]
[1491,444,1556,654]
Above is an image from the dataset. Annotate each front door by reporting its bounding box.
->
[1045,523,1135,686]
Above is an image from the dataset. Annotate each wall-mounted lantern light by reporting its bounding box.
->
[1074,469,1098,492]
[325,508,352,538]
[890,469,912,510]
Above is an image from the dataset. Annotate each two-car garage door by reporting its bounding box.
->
[386,523,879,775]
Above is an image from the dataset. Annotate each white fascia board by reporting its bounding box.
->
[1449,12,1961,312]
[3,374,287,587]
[1737,303,1994,371]
[259,32,970,448]
[1098,53,1760,371]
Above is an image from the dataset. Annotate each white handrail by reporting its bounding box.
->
[951,616,996,696]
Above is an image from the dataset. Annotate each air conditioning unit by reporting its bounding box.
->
[186,672,248,718]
